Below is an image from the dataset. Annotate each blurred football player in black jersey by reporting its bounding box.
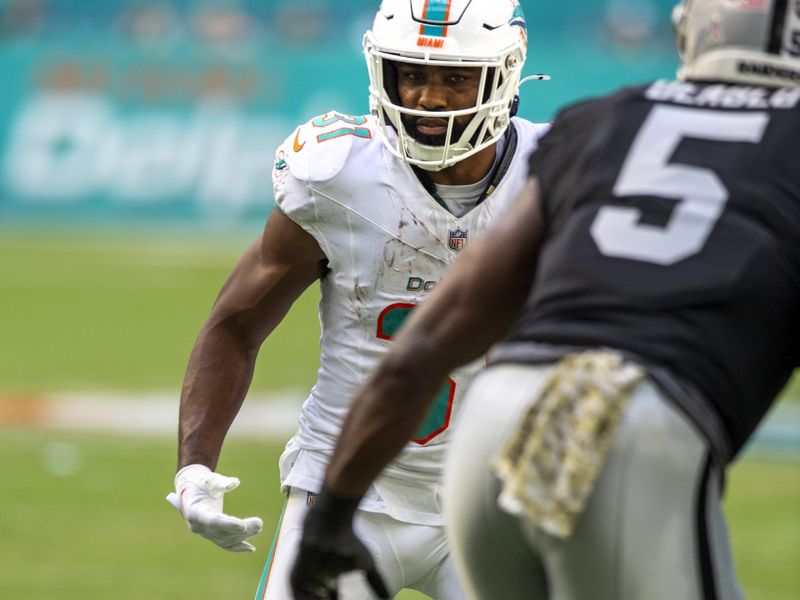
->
[290,1,800,599]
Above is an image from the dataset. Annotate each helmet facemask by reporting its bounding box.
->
[365,46,523,171]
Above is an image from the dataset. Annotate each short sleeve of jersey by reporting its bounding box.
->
[271,114,368,232]
[271,127,318,229]
[273,164,318,229]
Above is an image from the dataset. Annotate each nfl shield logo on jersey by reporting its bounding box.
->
[448,228,468,251]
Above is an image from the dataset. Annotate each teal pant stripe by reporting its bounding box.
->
[317,127,371,142]
[254,492,289,600]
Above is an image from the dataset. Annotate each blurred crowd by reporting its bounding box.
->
[0,0,373,50]
[0,0,678,56]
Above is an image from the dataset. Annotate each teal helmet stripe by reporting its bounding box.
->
[420,0,451,38]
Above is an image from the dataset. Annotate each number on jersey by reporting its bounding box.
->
[591,105,768,265]
[312,112,372,143]
[377,303,455,445]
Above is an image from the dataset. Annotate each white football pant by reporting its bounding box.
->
[255,486,466,599]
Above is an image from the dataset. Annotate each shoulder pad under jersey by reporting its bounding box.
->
[275,112,377,184]
[511,117,551,144]
[507,118,552,166]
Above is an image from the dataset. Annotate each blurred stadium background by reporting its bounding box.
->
[0,1,797,598]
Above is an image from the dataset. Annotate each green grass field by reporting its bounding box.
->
[0,429,797,599]
[1,229,798,599]
[0,228,318,393]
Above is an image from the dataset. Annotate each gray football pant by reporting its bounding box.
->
[443,364,743,600]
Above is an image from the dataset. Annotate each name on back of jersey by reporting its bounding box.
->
[646,80,800,109]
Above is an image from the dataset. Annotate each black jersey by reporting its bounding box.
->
[498,80,800,457]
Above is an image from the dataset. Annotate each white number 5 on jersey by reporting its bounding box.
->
[591,106,769,265]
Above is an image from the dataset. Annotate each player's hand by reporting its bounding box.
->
[166,464,263,552]
[290,487,390,600]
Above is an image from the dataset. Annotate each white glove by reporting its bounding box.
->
[166,464,264,553]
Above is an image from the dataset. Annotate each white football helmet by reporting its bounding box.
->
[364,0,535,171]
[673,0,800,87]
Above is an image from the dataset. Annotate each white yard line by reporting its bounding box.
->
[0,390,306,441]
[0,391,798,460]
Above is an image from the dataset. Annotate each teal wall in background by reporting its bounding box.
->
[0,0,680,227]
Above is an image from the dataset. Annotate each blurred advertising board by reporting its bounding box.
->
[0,38,369,226]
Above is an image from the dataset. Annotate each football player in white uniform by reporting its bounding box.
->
[167,1,550,598]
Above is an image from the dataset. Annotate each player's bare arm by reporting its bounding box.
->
[323,178,546,498]
[178,209,327,470]
[168,209,326,553]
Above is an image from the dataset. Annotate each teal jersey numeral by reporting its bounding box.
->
[376,303,455,444]
[313,113,368,127]
[317,127,371,142]
[313,113,371,142]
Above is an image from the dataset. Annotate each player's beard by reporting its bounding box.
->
[401,113,469,147]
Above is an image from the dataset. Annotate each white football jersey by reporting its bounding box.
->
[272,111,550,525]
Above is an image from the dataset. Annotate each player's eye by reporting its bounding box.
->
[401,70,425,83]
[445,70,475,84]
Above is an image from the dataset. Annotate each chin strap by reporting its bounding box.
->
[478,121,518,204]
